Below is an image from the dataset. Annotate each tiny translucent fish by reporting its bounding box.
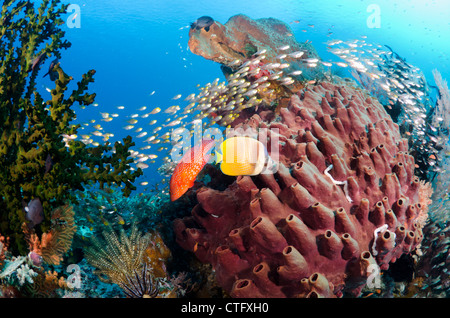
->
[184,93,196,101]
[289,51,305,59]
[258,82,271,89]
[265,62,281,70]
[336,62,348,67]
[321,61,333,67]
[244,89,258,97]
[116,105,125,110]
[289,70,303,76]
[127,118,138,124]
[92,131,103,137]
[135,127,143,133]
[254,49,267,56]
[304,58,319,63]
[172,94,182,100]
[230,59,241,66]
[150,107,161,114]
[111,113,119,117]
[278,45,290,51]
[100,112,109,119]
[165,105,180,114]
[92,103,99,107]
[123,125,134,130]
[269,74,281,80]
[237,66,250,74]
[136,156,149,162]
[140,181,149,186]
[137,131,148,138]
[137,163,149,169]
[150,91,156,96]
[255,76,269,83]
[131,114,139,118]
[102,117,113,122]
[165,119,181,127]
[62,134,77,140]
[138,106,147,111]
[93,124,102,130]
[149,119,157,125]
[281,78,295,85]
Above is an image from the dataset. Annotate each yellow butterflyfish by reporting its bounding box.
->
[215,136,275,176]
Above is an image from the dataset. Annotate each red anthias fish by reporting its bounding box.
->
[170,139,215,201]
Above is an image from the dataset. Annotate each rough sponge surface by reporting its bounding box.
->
[174,81,428,297]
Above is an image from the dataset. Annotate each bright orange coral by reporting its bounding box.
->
[23,205,77,265]
[0,235,9,266]
[143,231,172,279]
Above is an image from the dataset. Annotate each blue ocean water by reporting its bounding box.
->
[45,0,449,194]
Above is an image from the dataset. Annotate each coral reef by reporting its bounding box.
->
[23,205,77,265]
[84,224,181,298]
[0,235,8,266]
[174,80,432,297]
[0,0,142,253]
[414,221,449,297]
[25,269,70,298]
[188,14,324,80]
[328,41,444,182]
[404,70,450,297]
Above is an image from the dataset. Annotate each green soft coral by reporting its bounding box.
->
[0,0,142,252]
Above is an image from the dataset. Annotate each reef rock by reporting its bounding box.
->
[174,80,430,297]
[188,14,323,79]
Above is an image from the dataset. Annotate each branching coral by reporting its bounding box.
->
[0,0,142,252]
[25,269,70,298]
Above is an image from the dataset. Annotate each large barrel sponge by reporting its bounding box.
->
[174,81,430,297]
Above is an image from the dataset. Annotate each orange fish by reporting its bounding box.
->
[169,139,215,201]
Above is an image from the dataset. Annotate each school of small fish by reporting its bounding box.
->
[327,38,442,177]
[61,35,429,198]
[50,17,450,297]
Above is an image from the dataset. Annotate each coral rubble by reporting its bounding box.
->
[174,79,431,297]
